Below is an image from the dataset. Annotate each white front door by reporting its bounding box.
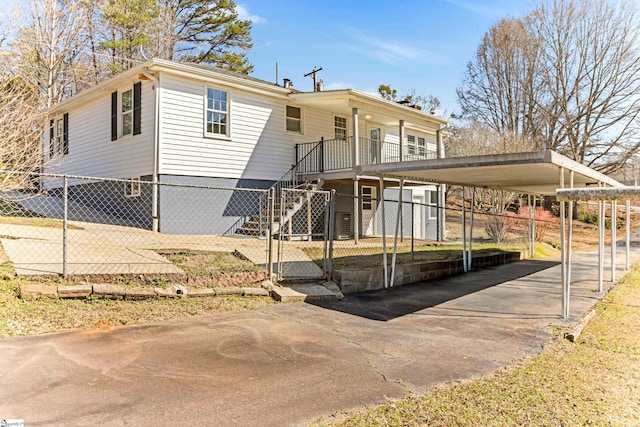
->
[361,185,377,236]
[412,195,424,239]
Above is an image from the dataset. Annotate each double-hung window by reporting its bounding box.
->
[407,135,416,155]
[286,106,302,133]
[205,87,229,137]
[48,113,69,157]
[417,136,426,157]
[334,116,347,140]
[111,82,141,141]
[121,89,133,136]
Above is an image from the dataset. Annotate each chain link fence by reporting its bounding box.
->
[0,171,558,288]
[0,172,271,285]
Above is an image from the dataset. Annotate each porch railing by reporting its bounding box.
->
[295,136,437,175]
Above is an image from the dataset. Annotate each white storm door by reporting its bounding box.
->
[361,185,377,236]
[412,195,424,239]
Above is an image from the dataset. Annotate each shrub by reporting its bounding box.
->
[484,212,518,244]
[517,206,555,242]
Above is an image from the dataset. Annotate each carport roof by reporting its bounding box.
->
[356,150,624,196]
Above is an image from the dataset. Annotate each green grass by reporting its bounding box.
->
[317,264,640,427]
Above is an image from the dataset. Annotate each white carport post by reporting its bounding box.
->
[530,195,537,258]
[567,171,574,291]
[527,195,534,258]
[560,167,568,319]
[611,200,617,282]
[390,179,404,287]
[598,182,604,292]
[462,187,467,272]
[380,177,388,288]
[626,200,631,270]
[468,188,475,271]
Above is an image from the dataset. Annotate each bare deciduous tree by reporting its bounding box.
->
[13,0,86,107]
[458,0,640,174]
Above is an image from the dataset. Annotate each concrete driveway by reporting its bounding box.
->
[0,245,636,426]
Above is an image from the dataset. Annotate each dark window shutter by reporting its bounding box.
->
[133,82,141,135]
[111,91,118,141]
[63,113,69,155]
[49,119,54,157]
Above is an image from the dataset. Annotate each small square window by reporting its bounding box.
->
[125,178,140,197]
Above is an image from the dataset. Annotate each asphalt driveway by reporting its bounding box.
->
[0,245,636,427]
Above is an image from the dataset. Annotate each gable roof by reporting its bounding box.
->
[47,59,450,128]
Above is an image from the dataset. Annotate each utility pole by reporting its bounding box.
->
[304,66,323,91]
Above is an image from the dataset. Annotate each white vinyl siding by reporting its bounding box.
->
[160,75,298,181]
[43,81,154,180]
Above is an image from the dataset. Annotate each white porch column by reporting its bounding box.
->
[436,128,443,159]
[352,107,360,167]
[398,120,405,162]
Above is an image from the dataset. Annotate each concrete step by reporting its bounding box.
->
[271,281,344,303]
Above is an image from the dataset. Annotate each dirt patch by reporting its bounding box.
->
[157,249,265,288]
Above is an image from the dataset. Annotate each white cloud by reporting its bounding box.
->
[345,29,441,65]
[236,4,266,24]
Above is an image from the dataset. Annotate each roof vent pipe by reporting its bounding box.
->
[283,78,292,89]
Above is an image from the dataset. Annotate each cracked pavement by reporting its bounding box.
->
[0,247,636,427]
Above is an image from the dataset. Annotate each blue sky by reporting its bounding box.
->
[238,0,534,116]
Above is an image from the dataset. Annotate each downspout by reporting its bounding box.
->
[141,67,160,232]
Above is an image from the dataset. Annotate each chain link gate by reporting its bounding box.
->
[275,188,331,280]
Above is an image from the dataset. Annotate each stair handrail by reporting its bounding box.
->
[258,138,324,237]
[269,138,324,197]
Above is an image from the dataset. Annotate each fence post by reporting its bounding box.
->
[62,175,68,277]
[268,188,275,281]
[327,190,336,280]
[411,202,415,261]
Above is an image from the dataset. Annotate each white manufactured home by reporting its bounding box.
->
[43,59,450,238]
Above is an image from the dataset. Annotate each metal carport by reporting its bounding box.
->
[356,150,628,319]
